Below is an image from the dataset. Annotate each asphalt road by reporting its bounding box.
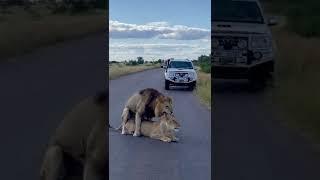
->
[213,80,320,180]
[0,34,106,180]
[109,69,211,180]
[2,32,319,180]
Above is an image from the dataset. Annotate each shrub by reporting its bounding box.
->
[137,57,144,64]
[263,0,320,37]
[197,55,211,73]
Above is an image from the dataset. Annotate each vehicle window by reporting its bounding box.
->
[168,61,193,69]
[213,1,264,24]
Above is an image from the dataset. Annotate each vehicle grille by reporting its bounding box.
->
[175,72,188,77]
[213,36,249,65]
[213,36,248,50]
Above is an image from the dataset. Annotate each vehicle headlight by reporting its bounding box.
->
[168,72,175,77]
[188,72,196,79]
[253,52,263,60]
[237,39,247,49]
[251,36,271,49]
[188,72,194,78]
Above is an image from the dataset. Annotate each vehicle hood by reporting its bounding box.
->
[212,22,271,35]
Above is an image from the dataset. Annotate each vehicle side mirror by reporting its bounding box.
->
[194,67,197,70]
[268,17,278,26]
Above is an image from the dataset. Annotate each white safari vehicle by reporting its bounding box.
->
[161,59,197,90]
[212,0,277,85]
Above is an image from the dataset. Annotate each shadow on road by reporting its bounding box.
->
[167,86,193,92]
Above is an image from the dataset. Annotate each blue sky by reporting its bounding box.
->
[109,0,211,61]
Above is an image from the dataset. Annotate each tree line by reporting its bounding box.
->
[109,57,162,66]
[0,0,106,14]
[109,54,212,74]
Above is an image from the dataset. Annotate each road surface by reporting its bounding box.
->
[213,80,320,180]
[109,69,211,180]
[0,34,106,180]
[1,32,319,180]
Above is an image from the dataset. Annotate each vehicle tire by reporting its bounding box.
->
[188,83,195,91]
[248,74,267,91]
[165,80,170,90]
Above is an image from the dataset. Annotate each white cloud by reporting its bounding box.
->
[110,20,210,40]
[109,42,210,61]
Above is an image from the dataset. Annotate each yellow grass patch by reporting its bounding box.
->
[0,7,106,60]
[271,27,320,144]
[195,71,211,109]
[109,63,160,79]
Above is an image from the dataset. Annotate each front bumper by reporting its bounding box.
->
[213,60,274,79]
[166,79,196,86]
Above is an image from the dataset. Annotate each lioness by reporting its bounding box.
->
[113,112,180,142]
[40,92,107,180]
[120,88,174,137]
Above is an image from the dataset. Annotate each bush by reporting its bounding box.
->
[137,57,144,64]
[93,0,106,9]
[126,60,138,66]
[200,63,211,73]
[287,6,320,37]
[48,0,99,14]
[197,55,211,73]
[263,0,320,37]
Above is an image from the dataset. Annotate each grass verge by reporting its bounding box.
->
[0,6,106,61]
[195,69,211,109]
[109,63,160,80]
[270,26,320,145]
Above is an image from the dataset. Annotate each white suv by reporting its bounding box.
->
[162,59,197,90]
[212,0,277,86]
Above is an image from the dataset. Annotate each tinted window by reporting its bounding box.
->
[213,1,264,24]
[168,61,193,69]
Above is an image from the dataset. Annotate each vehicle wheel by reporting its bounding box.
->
[165,80,170,90]
[188,85,195,91]
[248,74,267,91]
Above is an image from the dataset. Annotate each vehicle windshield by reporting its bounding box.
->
[213,1,264,24]
[168,61,193,69]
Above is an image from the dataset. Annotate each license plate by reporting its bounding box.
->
[178,78,185,82]
[220,57,235,64]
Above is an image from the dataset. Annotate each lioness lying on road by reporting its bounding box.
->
[113,112,180,143]
[120,88,174,137]
[40,92,107,180]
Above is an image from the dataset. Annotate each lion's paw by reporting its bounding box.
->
[160,137,172,142]
[133,131,141,137]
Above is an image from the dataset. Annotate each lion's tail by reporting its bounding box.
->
[109,123,121,132]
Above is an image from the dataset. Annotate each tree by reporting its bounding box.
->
[197,55,211,73]
[137,57,144,64]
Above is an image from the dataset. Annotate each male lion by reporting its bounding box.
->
[40,92,107,180]
[120,88,174,137]
[113,112,180,142]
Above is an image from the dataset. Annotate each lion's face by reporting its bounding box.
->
[155,96,174,116]
[160,113,180,132]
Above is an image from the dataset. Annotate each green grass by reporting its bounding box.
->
[0,6,106,61]
[109,63,160,80]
